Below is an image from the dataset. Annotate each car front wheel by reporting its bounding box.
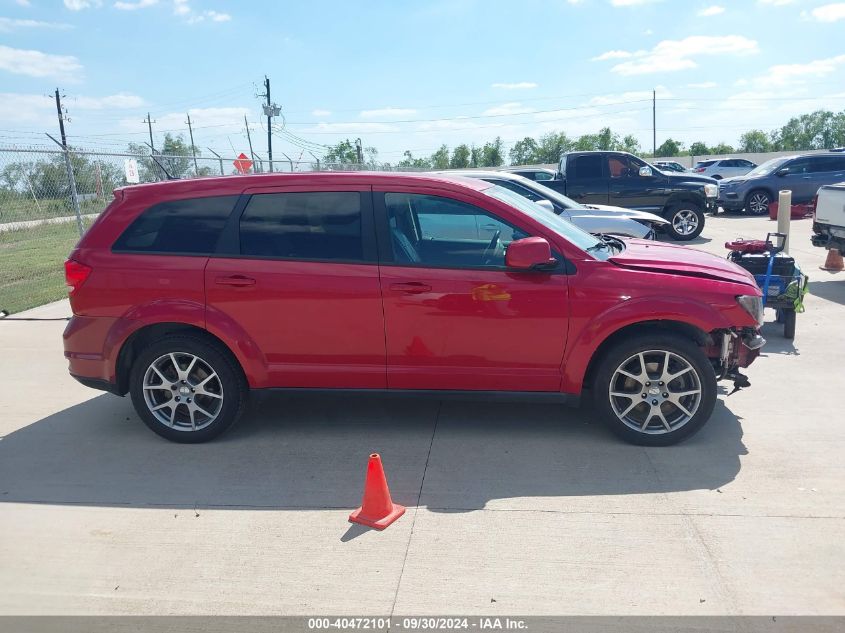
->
[665,203,704,240]
[745,190,771,215]
[129,334,247,443]
[592,334,717,446]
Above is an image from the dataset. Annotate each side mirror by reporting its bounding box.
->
[536,199,555,213]
[639,166,653,177]
[776,167,789,177]
[506,237,556,270]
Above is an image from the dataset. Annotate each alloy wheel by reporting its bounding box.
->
[608,350,702,435]
[142,352,224,432]
[671,209,699,237]
[747,192,770,215]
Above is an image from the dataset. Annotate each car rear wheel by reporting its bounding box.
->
[665,203,704,241]
[129,334,247,443]
[592,334,717,446]
[745,190,771,215]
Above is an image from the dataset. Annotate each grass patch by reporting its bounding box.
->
[0,221,87,314]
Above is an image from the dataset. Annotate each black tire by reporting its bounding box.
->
[665,202,705,241]
[592,333,717,446]
[712,174,723,180]
[745,189,771,215]
[783,309,796,340]
[129,334,247,443]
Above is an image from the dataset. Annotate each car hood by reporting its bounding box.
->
[665,172,718,185]
[608,239,758,286]
[582,204,669,225]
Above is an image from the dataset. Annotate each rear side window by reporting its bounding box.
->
[569,155,603,179]
[113,195,238,254]
[695,160,716,168]
[239,191,363,261]
[809,156,845,173]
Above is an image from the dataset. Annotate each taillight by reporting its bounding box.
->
[694,167,705,172]
[64,259,92,294]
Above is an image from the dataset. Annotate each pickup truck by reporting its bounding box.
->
[811,181,845,253]
[530,151,719,240]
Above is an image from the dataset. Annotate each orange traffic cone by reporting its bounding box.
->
[349,453,405,530]
[820,248,844,272]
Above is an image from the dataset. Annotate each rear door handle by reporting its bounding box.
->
[389,282,431,294]
[215,275,255,287]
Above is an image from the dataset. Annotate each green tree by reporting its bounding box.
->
[596,127,620,151]
[710,142,735,155]
[655,138,682,157]
[323,139,359,164]
[738,130,771,153]
[450,144,471,168]
[430,144,450,169]
[621,134,641,154]
[398,151,431,169]
[479,137,505,167]
[536,132,572,164]
[469,145,483,168]
[688,141,710,156]
[574,134,600,151]
[509,137,540,165]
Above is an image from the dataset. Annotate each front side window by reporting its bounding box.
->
[384,193,528,268]
[239,191,363,261]
[485,178,545,202]
[534,171,554,181]
[113,195,238,254]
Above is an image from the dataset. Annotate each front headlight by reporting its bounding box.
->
[736,295,764,326]
[704,183,718,198]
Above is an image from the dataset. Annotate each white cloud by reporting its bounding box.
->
[758,0,795,5]
[491,82,538,89]
[0,17,73,31]
[360,107,417,119]
[174,0,190,14]
[754,54,845,86]
[311,109,331,117]
[63,0,102,9]
[114,0,158,9]
[206,10,230,21]
[698,5,725,16]
[0,45,82,80]
[482,102,533,116]
[118,106,249,134]
[73,93,145,109]
[0,92,143,127]
[591,50,635,61]
[611,0,660,5]
[16,0,32,6]
[599,35,758,75]
[173,1,230,22]
[687,81,718,88]
[307,122,400,134]
[809,3,845,22]
[587,86,671,106]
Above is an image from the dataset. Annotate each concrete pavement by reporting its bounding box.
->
[0,214,843,615]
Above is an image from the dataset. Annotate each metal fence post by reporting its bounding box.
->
[46,134,84,237]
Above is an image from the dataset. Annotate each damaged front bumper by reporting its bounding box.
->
[707,328,765,392]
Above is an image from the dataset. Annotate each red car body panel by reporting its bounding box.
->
[63,172,762,397]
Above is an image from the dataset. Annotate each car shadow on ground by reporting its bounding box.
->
[0,391,747,514]
[759,320,799,355]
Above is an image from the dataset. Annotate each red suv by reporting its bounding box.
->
[63,172,764,445]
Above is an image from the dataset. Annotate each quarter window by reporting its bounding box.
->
[239,192,363,261]
[570,155,603,179]
[384,193,528,268]
[113,195,238,254]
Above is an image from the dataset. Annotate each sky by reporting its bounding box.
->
[1,0,845,164]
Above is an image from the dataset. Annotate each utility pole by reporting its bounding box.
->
[258,75,280,172]
[355,138,364,166]
[50,90,83,237]
[652,89,656,157]
[186,113,199,175]
[143,112,156,152]
[244,115,257,172]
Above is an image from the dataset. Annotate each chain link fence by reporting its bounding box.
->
[0,145,422,314]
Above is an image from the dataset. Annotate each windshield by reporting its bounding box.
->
[481,184,606,256]
[746,157,789,177]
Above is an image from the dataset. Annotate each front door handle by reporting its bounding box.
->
[389,282,431,294]
[215,275,256,287]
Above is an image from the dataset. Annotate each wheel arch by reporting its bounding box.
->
[115,323,247,396]
[573,319,713,396]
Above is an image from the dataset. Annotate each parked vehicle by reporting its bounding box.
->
[653,161,688,173]
[693,158,757,180]
[532,151,718,241]
[505,167,557,182]
[718,151,845,215]
[64,172,764,446]
[444,170,669,239]
[811,181,845,253]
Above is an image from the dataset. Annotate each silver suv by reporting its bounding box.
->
[693,158,756,180]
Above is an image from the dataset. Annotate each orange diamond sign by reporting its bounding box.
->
[233,153,253,174]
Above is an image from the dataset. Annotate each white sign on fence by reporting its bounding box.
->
[124,158,139,183]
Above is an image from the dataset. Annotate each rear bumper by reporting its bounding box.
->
[812,222,845,251]
[70,373,121,395]
[63,314,119,387]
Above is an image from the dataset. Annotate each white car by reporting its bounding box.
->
[692,158,757,180]
[444,170,669,239]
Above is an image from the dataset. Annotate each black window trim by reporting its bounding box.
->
[372,190,570,274]
[213,189,378,265]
